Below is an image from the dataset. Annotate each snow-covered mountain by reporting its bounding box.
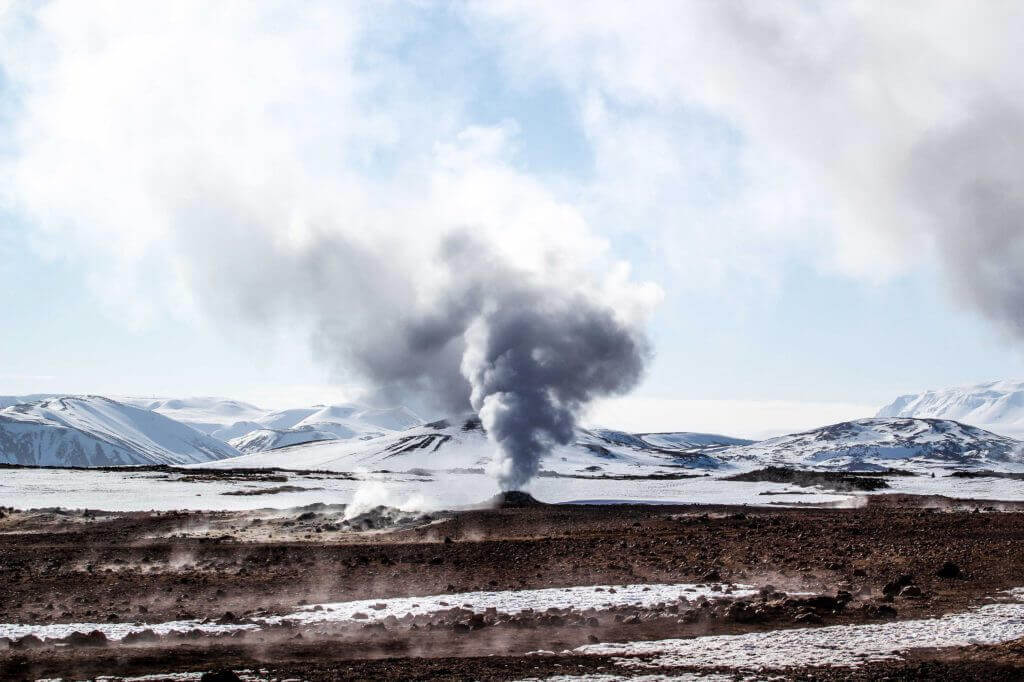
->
[229,426,339,454]
[638,431,753,450]
[0,394,59,409]
[206,414,1024,475]
[120,397,269,434]
[714,417,1024,472]
[203,415,731,474]
[258,403,421,430]
[0,396,241,467]
[122,396,423,447]
[877,381,1024,437]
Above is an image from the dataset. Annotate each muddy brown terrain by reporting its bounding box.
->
[2,494,1024,680]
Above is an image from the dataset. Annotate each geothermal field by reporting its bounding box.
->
[6,3,1024,681]
[3,391,1024,680]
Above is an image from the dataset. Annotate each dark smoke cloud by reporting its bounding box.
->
[462,286,649,489]
[317,235,651,490]
[908,103,1024,339]
[186,218,652,488]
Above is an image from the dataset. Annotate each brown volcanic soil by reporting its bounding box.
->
[2,496,1024,679]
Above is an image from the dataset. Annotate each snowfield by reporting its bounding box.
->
[6,464,1024,512]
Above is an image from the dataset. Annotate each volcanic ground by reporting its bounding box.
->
[2,487,1024,681]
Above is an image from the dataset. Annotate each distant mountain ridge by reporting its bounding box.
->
[202,414,729,475]
[0,396,240,467]
[714,417,1024,472]
[877,380,1024,437]
[4,393,1023,472]
[206,414,1024,475]
[120,396,424,450]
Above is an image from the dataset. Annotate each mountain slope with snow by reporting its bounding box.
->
[229,426,339,454]
[120,397,268,434]
[208,415,1024,475]
[202,416,728,474]
[638,432,754,450]
[715,417,1024,472]
[0,396,241,467]
[877,381,1024,437]
[121,397,423,447]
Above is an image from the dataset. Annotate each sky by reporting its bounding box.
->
[2,1,1024,439]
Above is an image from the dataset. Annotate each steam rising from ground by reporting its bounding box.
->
[462,286,648,489]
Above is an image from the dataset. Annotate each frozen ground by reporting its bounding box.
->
[2,466,1023,512]
[19,581,1018,675]
[0,582,756,642]
[575,588,1024,671]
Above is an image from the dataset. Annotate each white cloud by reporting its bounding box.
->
[466,1,1024,315]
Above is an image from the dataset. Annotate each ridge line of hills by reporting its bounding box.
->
[1,388,1023,473]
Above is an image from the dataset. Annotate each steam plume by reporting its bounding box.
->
[462,283,649,490]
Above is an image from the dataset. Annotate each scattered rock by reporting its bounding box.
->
[937,561,963,579]
[794,611,822,624]
[122,629,158,644]
[13,634,44,649]
[200,671,243,682]
[63,630,108,647]
[900,585,923,598]
[883,574,915,597]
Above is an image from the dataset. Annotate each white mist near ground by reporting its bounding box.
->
[342,480,437,521]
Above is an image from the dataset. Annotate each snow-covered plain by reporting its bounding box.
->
[4,466,1024,512]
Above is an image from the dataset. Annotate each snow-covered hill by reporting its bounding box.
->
[207,415,1024,475]
[122,396,423,448]
[714,417,1024,472]
[877,381,1024,437]
[229,426,339,454]
[0,394,59,409]
[256,404,422,434]
[202,415,728,474]
[0,396,241,467]
[120,397,268,434]
[638,432,754,450]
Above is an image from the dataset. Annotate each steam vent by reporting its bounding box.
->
[490,490,545,508]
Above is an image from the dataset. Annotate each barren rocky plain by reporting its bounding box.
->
[2,481,1024,681]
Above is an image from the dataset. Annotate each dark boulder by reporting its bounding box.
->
[937,561,963,579]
